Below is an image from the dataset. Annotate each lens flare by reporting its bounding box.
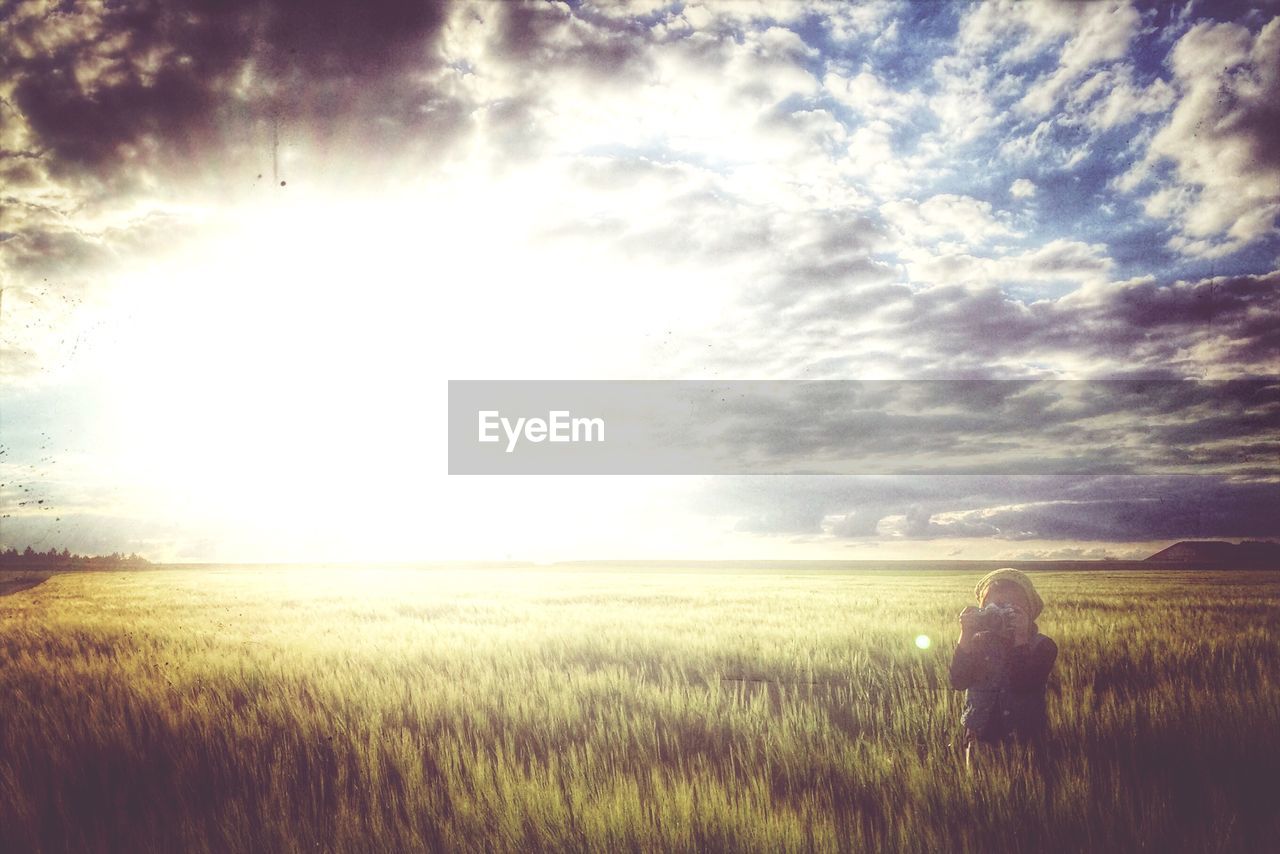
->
[915,634,931,649]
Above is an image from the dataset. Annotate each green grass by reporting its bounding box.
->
[1,567,1277,853]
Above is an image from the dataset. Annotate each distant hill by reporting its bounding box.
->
[1146,541,1280,567]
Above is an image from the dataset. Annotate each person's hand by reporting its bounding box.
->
[1008,608,1031,646]
[957,606,980,649]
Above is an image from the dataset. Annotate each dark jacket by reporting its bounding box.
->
[949,630,1058,744]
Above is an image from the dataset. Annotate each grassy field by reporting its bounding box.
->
[1,566,1277,853]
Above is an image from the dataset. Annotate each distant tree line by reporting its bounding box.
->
[0,546,151,569]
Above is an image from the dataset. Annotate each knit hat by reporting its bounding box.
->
[975,568,1043,620]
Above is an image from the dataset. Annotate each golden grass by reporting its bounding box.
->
[1,566,1276,853]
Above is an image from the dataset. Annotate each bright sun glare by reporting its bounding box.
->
[60,180,742,562]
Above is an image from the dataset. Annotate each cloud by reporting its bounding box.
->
[1068,63,1177,132]
[930,0,1140,151]
[700,474,1280,543]
[916,270,1280,376]
[442,0,849,209]
[1060,271,1280,372]
[1119,17,1280,257]
[648,377,1280,478]
[898,238,1113,291]
[926,59,1004,146]
[931,2,1172,185]
[0,0,472,391]
[2,0,461,192]
[1001,545,1143,560]
[1010,178,1036,198]
[3,0,1276,561]
[953,0,1079,58]
[482,0,652,82]
[996,63,1175,172]
[696,267,1280,381]
[908,487,1280,542]
[881,194,1017,246]
[668,0,898,36]
[0,221,109,282]
[537,151,897,318]
[824,68,923,125]
[1014,2,1142,117]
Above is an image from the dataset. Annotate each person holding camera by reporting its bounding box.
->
[950,568,1058,771]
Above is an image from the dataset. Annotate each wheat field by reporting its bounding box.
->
[1,566,1276,853]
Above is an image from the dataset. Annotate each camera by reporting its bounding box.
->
[969,603,1019,636]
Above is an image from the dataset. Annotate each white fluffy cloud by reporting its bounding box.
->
[894,238,1112,293]
[1068,64,1176,131]
[1010,178,1036,198]
[824,69,922,123]
[1119,18,1280,257]
[881,194,1017,246]
[1014,2,1142,117]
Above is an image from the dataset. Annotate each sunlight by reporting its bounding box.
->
[65,170,761,561]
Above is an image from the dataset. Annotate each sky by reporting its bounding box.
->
[1,0,1278,563]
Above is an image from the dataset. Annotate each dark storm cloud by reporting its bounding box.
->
[677,379,1280,475]
[1,0,468,389]
[489,0,652,80]
[698,474,1280,543]
[440,0,662,167]
[718,269,1280,379]
[0,222,108,280]
[2,0,459,189]
[917,481,1280,542]
[1105,271,1277,329]
[885,284,1041,359]
[1064,272,1280,370]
